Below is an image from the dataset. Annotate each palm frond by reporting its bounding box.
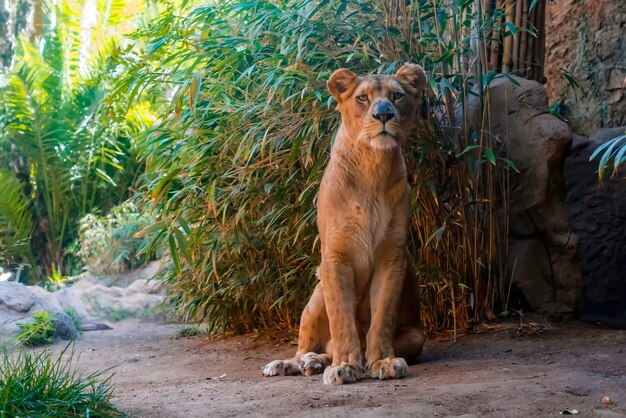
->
[0,0,149,280]
[0,170,36,267]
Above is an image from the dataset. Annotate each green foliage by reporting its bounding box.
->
[115,0,516,334]
[106,309,135,321]
[0,345,124,417]
[0,170,36,269]
[558,67,585,100]
[596,134,626,175]
[590,132,626,182]
[0,0,151,281]
[45,263,70,291]
[176,324,206,338]
[105,305,156,321]
[77,203,156,275]
[64,308,84,333]
[16,311,57,347]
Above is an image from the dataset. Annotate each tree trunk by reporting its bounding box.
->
[0,0,13,70]
[0,0,33,72]
[30,0,43,41]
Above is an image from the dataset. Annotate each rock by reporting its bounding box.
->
[80,322,113,331]
[53,312,79,340]
[0,260,165,343]
[589,127,626,144]
[0,286,35,312]
[564,126,626,328]
[508,238,553,309]
[86,259,164,288]
[50,260,165,321]
[538,302,574,322]
[0,282,78,343]
[461,75,582,311]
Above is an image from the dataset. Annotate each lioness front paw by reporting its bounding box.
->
[300,352,328,376]
[262,359,301,376]
[369,357,408,380]
[322,362,364,385]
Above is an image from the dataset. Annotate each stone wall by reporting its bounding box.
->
[544,0,626,135]
[564,127,626,327]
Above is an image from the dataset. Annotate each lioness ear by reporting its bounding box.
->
[327,68,360,103]
[394,63,427,97]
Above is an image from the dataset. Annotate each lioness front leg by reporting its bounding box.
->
[263,282,331,377]
[320,259,365,385]
[366,249,409,380]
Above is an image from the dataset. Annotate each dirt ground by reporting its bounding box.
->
[46,318,626,417]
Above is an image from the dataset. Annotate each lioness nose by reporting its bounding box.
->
[373,111,394,123]
[373,101,395,123]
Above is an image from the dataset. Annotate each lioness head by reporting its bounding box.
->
[327,64,426,150]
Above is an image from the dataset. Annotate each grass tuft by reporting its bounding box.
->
[0,345,125,417]
[16,311,57,347]
[176,325,206,338]
[64,308,84,333]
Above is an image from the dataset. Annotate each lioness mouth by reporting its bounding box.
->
[379,131,397,139]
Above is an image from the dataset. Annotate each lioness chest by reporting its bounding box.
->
[349,191,399,251]
[318,154,409,281]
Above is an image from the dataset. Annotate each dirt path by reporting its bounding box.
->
[48,319,626,417]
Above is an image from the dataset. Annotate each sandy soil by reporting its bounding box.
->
[47,318,626,417]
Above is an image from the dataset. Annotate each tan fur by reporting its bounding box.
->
[263,64,427,384]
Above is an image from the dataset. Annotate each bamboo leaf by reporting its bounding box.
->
[132,220,166,238]
[485,148,497,165]
[174,227,188,257]
[169,233,181,275]
[456,145,480,157]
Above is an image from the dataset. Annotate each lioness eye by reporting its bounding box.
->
[392,92,405,101]
[356,94,368,102]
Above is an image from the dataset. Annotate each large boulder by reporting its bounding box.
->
[460,75,582,312]
[0,281,77,343]
[564,127,626,327]
[51,260,165,321]
[0,260,165,343]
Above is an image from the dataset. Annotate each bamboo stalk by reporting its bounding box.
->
[483,0,493,67]
[519,0,529,77]
[490,0,505,71]
[512,0,522,72]
[531,0,541,80]
[535,0,546,82]
[502,1,514,73]
[525,0,536,80]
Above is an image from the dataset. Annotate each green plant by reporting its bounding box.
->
[0,170,36,272]
[176,325,205,338]
[0,0,151,282]
[106,305,156,321]
[0,344,125,417]
[77,203,157,275]
[16,311,57,347]
[64,308,84,333]
[107,309,135,321]
[590,131,626,182]
[117,0,519,334]
[44,263,70,291]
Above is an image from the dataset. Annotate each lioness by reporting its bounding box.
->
[263,64,426,385]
